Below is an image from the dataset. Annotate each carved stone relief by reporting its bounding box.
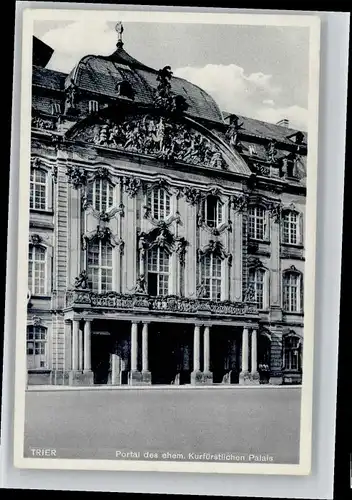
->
[74,113,228,169]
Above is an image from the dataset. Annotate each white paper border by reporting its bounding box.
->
[14,5,320,476]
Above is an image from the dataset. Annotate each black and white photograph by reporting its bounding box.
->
[12,7,321,474]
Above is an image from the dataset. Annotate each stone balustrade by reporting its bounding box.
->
[65,289,258,317]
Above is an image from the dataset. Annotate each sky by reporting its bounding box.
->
[34,20,310,130]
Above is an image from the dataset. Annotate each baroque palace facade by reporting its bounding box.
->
[27,27,306,387]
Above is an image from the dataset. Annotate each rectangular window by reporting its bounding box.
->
[283,273,300,312]
[147,247,169,296]
[283,336,301,371]
[87,179,114,212]
[200,254,222,301]
[87,241,113,292]
[27,326,47,369]
[28,245,46,295]
[282,211,299,244]
[30,169,47,211]
[248,268,265,309]
[248,206,265,240]
[201,196,223,228]
[147,188,171,220]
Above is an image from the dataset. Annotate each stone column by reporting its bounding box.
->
[141,322,152,384]
[83,320,92,371]
[129,321,142,385]
[251,328,260,383]
[203,325,213,384]
[72,319,79,371]
[78,326,83,371]
[239,327,250,384]
[191,324,202,384]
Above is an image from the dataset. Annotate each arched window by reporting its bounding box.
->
[28,245,46,295]
[201,195,223,228]
[248,268,266,309]
[283,334,302,371]
[283,270,302,312]
[27,325,47,369]
[199,254,222,301]
[147,187,171,220]
[147,247,170,296]
[87,179,114,212]
[30,168,48,210]
[248,205,267,240]
[87,241,113,292]
[282,210,301,245]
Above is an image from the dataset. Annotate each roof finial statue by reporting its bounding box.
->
[115,21,124,48]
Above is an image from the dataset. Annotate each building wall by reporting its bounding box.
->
[28,110,306,385]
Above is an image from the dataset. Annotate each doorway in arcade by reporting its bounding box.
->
[90,319,131,385]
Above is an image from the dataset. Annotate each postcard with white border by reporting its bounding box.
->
[12,5,321,475]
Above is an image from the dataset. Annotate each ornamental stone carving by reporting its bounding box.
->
[175,237,188,265]
[29,233,43,246]
[154,66,189,114]
[30,157,42,169]
[74,270,89,289]
[266,140,278,164]
[82,225,124,250]
[67,165,87,188]
[247,256,264,269]
[197,239,231,262]
[31,116,57,131]
[52,165,58,183]
[93,166,113,183]
[32,315,42,326]
[182,187,203,206]
[123,176,143,197]
[231,193,249,213]
[80,114,227,169]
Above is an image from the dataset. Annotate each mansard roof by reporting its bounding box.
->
[32,65,67,91]
[223,112,307,146]
[65,44,225,124]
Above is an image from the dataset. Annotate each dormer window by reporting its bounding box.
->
[51,102,61,115]
[201,195,223,228]
[88,100,99,114]
[248,145,257,156]
[116,80,134,100]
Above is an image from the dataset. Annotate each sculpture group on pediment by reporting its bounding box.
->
[89,114,227,169]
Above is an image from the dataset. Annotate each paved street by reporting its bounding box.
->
[24,387,301,464]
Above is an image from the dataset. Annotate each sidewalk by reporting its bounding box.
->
[26,384,301,392]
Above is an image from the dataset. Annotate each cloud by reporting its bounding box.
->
[256,105,308,131]
[262,99,275,106]
[40,21,116,72]
[174,64,307,130]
